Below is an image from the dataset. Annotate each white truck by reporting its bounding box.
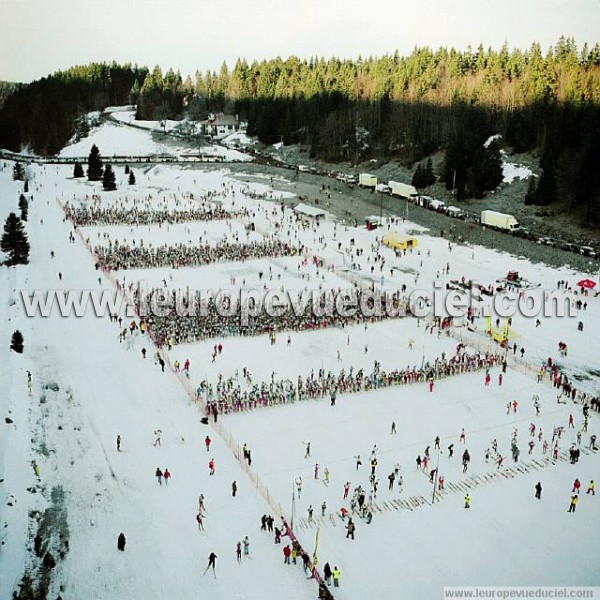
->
[359,173,378,188]
[375,183,391,194]
[481,210,519,232]
[389,181,418,199]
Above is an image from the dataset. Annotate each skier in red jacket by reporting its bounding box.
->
[205,436,211,452]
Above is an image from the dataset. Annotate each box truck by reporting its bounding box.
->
[480,210,519,232]
[359,173,378,188]
[389,181,418,199]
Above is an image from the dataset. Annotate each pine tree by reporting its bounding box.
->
[23,180,29,193]
[87,144,103,181]
[524,176,537,205]
[413,159,437,188]
[423,158,436,186]
[412,164,425,188]
[1,213,30,265]
[73,162,84,178]
[128,170,136,185]
[124,164,130,174]
[19,194,28,222]
[102,164,117,191]
[12,162,24,181]
[10,330,24,353]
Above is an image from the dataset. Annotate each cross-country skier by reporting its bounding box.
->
[535,482,542,499]
[205,552,218,577]
[304,442,311,458]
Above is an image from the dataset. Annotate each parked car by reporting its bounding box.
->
[536,236,556,247]
[580,246,597,258]
[559,241,575,252]
[512,227,531,239]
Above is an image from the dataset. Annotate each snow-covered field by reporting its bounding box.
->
[1,149,599,600]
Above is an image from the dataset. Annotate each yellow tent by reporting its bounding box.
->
[382,230,418,251]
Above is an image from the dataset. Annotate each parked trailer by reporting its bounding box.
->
[480,210,520,232]
[389,181,418,199]
[359,173,378,188]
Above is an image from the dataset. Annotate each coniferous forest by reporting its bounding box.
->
[1,38,600,221]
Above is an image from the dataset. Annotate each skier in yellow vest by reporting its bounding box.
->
[332,566,341,588]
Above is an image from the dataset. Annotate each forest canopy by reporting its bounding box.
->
[1,38,599,220]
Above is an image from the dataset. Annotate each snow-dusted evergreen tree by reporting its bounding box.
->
[87,144,103,181]
[102,164,117,191]
[10,330,24,353]
[1,212,30,265]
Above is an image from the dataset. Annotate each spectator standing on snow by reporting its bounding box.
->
[333,566,341,587]
[117,533,126,551]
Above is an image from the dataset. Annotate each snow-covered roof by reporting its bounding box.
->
[201,114,239,126]
[293,203,326,218]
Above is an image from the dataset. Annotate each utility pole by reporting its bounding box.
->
[452,169,457,200]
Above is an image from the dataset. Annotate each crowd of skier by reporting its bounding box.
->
[140,288,410,345]
[64,203,246,226]
[93,239,300,270]
[198,349,505,415]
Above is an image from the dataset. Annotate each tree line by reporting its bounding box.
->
[1,38,600,222]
